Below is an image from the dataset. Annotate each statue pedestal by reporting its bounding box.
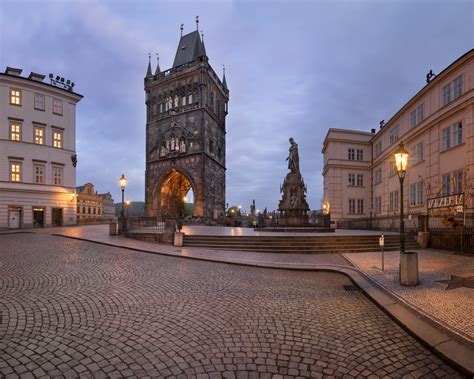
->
[278,172,309,227]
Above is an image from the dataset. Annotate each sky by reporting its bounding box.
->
[0,0,472,212]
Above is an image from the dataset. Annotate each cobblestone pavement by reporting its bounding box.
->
[0,234,462,378]
[50,225,353,269]
[345,250,474,344]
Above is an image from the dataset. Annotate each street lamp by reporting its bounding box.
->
[394,142,418,285]
[119,174,127,234]
[394,142,408,253]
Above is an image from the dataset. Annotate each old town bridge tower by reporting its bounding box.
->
[144,22,229,222]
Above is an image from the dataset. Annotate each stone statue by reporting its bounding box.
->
[71,154,77,167]
[278,137,309,226]
[286,138,300,174]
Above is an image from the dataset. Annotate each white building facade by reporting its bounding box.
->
[0,67,82,229]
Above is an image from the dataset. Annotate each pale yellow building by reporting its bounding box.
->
[323,49,474,232]
[0,67,82,229]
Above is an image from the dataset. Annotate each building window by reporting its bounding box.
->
[356,149,363,161]
[34,93,45,111]
[441,75,463,107]
[53,167,63,185]
[357,199,364,214]
[348,173,355,186]
[410,104,424,128]
[389,125,399,144]
[348,148,355,160]
[442,83,451,106]
[34,126,45,145]
[34,165,45,184]
[389,161,397,177]
[453,75,463,99]
[374,196,382,213]
[349,199,355,214]
[444,170,463,195]
[410,181,424,206]
[188,94,193,104]
[53,99,63,115]
[442,126,451,150]
[10,162,21,182]
[411,142,424,164]
[53,130,63,148]
[356,174,363,187]
[389,190,399,210]
[10,88,21,105]
[374,142,382,158]
[349,199,363,214]
[10,122,21,141]
[453,122,462,146]
[374,167,382,185]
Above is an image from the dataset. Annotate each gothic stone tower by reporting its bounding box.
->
[144,26,229,222]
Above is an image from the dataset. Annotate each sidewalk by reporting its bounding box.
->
[45,225,473,375]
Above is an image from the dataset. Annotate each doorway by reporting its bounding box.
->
[52,208,62,226]
[33,208,45,228]
[8,208,21,229]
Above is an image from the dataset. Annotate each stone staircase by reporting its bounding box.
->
[182,234,418,254]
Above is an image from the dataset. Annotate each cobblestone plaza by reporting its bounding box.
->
[0,234,462,378]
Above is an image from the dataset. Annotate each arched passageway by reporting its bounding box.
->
[155,169,197,218]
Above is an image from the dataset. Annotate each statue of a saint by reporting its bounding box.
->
[286,138,300,174]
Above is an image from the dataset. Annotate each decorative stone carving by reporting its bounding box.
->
[278,138,309,226]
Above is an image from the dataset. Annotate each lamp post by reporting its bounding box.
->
[119,174,127,234]
[394,142,418,285]
[394,142,408,253]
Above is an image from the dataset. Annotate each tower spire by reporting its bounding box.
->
[195,15,199,31]
[146,53,152,78]
[200,31,207,57]
[155,53,161,75]
[222,64,227,90]
[180,23,184,37]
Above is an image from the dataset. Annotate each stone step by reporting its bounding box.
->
[182,234,418,253]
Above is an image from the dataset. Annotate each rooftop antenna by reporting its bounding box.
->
[148,53,151,62]
[180,23,184,37]
[201,30,204,42]
[222,64,225,76]
[196,15,199,31]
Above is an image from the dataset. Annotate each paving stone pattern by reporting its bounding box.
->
[0,234,462,378]
[345,250,474,344]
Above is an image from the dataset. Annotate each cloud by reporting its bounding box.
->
[1,0,471,210]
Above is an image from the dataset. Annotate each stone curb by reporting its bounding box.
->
[52,233,474,376]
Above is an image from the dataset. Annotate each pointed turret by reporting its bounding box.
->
[200,31,207,57]
[222,64,228,90]
[155,54,161,75]
[146,54,152,78]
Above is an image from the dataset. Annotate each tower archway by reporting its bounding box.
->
[151,168,202,219]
